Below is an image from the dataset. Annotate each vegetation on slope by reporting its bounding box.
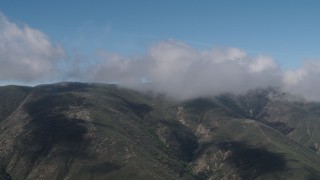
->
[1,83,320,179]
[0,86,31,121]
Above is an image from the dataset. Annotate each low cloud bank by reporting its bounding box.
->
[87,41,281,100]
[283,61,320,102]
[0,12,319,101]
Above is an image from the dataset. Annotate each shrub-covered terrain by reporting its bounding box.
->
[1,83,320,179]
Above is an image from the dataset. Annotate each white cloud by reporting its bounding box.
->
[84,41,320,101]
[283,61,320,101]
[88,40,281,100]
[249,56,277,73]
[2,12,320,102]
[0,13,65,82]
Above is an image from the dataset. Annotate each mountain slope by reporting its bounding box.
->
[1,83,320,179]
[214,88,320,154]
[0,83,195,180]
[179,96,320,179]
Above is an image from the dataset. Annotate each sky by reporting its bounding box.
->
[1,0,320,100]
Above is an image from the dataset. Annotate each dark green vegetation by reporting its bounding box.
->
[1,83,320,179]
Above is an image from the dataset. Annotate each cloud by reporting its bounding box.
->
[88,40,282,100]
[1,12,320,102]
[0,13,65,82]
[83,40,320,101]
[283,61,320,102]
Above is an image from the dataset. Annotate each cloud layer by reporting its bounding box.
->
[87,41,281,100]
[283,61,320,101]
[0,13,65,82]
[0,13,319,101]
[76,41,320,101]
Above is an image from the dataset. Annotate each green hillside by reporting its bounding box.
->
[1,83,320,179]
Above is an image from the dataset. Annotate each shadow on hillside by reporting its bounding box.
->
[108,93,153,118]
[0,166,11,180]
[184,98,219,114]
[264,122,295,135]
[81,162,123,175]
[23,93,92,162]
[218,141,286,179]
[194,141,286,179]
[35,82,90,94]
[157,120,198,162]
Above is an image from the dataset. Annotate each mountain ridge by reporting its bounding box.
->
[1,82,320,179]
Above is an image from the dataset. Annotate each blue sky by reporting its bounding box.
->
[1,1,320,100]
[2,0,320,69]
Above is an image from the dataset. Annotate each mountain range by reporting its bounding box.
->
[1,82,320,179]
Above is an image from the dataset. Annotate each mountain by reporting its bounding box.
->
[1,82,320,179]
